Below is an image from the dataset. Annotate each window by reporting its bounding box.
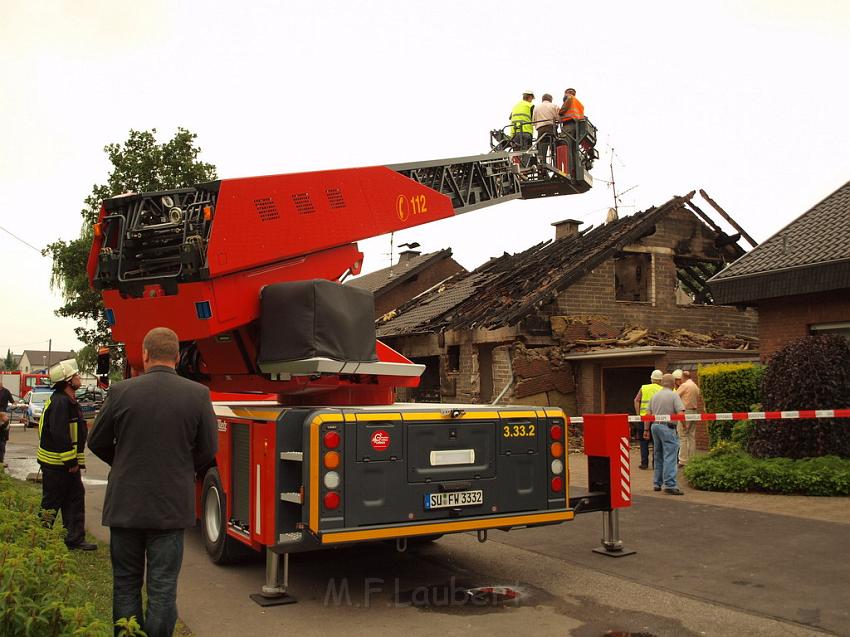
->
[810,322,850,341]
[614,253,651,302]
[447,345,460,372]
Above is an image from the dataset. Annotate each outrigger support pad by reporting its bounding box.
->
[592,509,636,558]
[250,551,297,606]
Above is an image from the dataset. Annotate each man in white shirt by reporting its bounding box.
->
[534,94,560,165]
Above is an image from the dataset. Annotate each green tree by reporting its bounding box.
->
[2,348,12,371]
[43,128,217,354]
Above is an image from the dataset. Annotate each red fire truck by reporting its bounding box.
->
[0,371,50,399]
[88,130,630,604]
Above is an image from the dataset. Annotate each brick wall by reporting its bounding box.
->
[756,290,850,360]
[556,256,757,336]
[374,258,465,317]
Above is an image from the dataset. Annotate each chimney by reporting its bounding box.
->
[398,249,421,263]
[551,218,583,240]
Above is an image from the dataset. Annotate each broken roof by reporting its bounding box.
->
[378,192,744,337]
[346,249,455,296]
[710,180,850,304]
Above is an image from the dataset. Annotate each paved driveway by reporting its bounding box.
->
[4,426,847,636]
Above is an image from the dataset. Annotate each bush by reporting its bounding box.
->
[0,472,110,636]
[731,420,754,447]
[684,445,850,496]
[699,363,763,447]
[752,334,850,459]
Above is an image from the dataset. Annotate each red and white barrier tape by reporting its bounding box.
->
[567,409,850,425]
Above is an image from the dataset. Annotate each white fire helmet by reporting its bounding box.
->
[48,358,80,385]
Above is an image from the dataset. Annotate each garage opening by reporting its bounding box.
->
[409,355,440,402]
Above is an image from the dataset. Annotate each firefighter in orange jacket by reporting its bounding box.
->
[38,358,96,550]
[559,87,585,136]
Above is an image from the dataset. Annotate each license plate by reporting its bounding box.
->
[424,490,483,510]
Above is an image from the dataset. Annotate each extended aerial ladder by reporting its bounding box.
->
[88,134,595,399]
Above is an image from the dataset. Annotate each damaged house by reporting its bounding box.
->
[346,248,465,317]
[376,191,759,421]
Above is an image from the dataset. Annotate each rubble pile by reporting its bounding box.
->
[550,315,758,351]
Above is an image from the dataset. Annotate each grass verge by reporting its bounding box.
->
[0,469,193,636]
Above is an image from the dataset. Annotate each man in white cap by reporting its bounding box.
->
[509,90,536,151]
[37,358,96,550]
[647,373,686,495]
[675,369,702,466]
[633,369,664,469]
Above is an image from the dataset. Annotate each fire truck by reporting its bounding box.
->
[0,371,50,399]
[87,124,630,604]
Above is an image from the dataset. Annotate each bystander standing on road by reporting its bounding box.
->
[0,379,15,465]
[37,358,96,550]
[634,369,663,469]
[646,373,686,495]
[676,369,702,467]
[88,327,218,637]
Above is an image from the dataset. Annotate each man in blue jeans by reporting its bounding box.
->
[89,328,217,637]
[645,373,685,495]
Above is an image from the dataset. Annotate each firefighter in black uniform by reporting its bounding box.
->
[38,358,96,550]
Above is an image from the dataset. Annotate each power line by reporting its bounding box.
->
[0,225,42,254]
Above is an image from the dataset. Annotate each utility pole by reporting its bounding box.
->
[47,339,51,372]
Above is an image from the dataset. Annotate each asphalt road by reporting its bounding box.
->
[4,426,846,636]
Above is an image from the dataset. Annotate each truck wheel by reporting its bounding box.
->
[201,467,245,564]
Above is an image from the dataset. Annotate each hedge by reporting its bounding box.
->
[684,442,850,496]
[752,334,850,459]
[698,362,763,448]
[0,472,111,636]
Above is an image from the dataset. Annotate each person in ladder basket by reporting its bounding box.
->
[38,358,96,550]
[559,87,585,136]
[510,90,536,151]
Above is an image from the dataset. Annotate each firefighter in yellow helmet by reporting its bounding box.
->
[38,358,96,550]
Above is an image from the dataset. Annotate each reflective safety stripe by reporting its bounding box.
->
[37,397,79,467]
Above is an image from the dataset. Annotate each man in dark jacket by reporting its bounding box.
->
[0,378,15,464]
[38,358,95,550]
[89,327,218,637]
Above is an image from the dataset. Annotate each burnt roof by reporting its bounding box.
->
[378,192,741,337]
[345,249,456,296]
[710,180,850,304]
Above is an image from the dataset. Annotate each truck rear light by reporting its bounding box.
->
[550,442,563,457]
[549,424,563,441]
[550,459,564,475]
[323,451,340,469]
[323,491,340,510]
[323,431,340,449]
[550,476,563,492]
[94,222,103,238]
[323,471,340,489]
[203,205,213,221]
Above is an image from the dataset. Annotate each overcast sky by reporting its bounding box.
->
[1,0,848,356]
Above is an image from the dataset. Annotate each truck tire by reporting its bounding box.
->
[201,467,247,564]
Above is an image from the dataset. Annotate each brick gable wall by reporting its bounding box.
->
[756,290,850,360]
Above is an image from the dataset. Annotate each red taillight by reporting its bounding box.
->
[323,491,340,510]
[549,424,563,441]
[550,476,563,492]
[323,431,340,449]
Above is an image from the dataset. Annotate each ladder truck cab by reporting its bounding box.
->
[88,131,626,603]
